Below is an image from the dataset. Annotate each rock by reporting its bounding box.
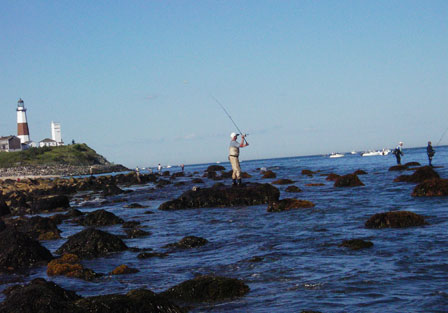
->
[101,185,124,196]
[137,252,168,259]
[122,221,140,228]
[0,219,5,232]
[301,169,314,176]
[6,216,62,240]
[394,166,440,183]
[353,169,367,175]
[262,170,276,178]
[0,230,53,272]
[0,278,82,313]
[272,179,295,185]
[164,236,208,249]
[191,178,204,184]
[158,183,280,210]
[339,239,373,250]
[161,275,250,302]
[47,254,101,281]
[305,183,325,186]
[30,195,70,213]
[285,186,302,193]
[412,178,448,197]
[124,228,151,238]
[334,174,364,187]
[110,264,139,275]
[405,162,421,167]
[267,198,315,212]
[171,172,185,178]
[389,165,408,171]
[56,228,128,259]
[75,289,184,313]
[365,211,427,228]
[0,195,11,217]
[156,179,171,188]
[206,165,226,172]
[326,173,340,181]
[77,209,124,226]
[124,203,148,209]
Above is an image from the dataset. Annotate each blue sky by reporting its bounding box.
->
[1,1,447,167]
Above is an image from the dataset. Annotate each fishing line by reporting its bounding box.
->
[436,126,448,146]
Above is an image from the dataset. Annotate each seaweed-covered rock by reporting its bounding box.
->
[47,254,101,281]
[326,173,340,181]
[191,178,204,184]
[305,183,325,187]
[206,165,226,172]
[285,185,302,193]
[404,162,421,167]
[77,209,124,226]
[124,228,151,238]
[394,166,440,183]
[56,228,127,259]
[160,275,250,302]
[137,252,168,259]
[272,179,295,185]
[412,178,448,197]
[0,278,82,313]
[339,239,373,250]
[353,169,367,175]
[101,185,124,196]
[110,264,139,275]
[164,236,208,249]
[6,216,61,240]
[301,169,314,176]
[75,289,184,313]
[0,230,53,272]
[334,174,364,187]
[267,198,315,212]
[31,195,70,213]
[262,170,276,179]
[158,183,280,210]
[124,203,148,209]
[389,165,408,171]
[365,211,427,229]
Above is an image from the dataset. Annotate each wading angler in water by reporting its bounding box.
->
[229,132,249,186]
[427,141,435,166]
[393,142,404,164]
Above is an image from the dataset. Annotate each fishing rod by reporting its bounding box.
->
[436,126,448,146]
[211,95,249,143]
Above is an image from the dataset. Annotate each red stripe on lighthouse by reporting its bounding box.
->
[17,123,30,136]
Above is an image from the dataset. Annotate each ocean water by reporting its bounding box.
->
[2,146,448,312]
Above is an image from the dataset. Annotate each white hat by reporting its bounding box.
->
[230,132,239,138]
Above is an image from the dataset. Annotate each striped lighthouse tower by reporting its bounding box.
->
[17,98,30,143]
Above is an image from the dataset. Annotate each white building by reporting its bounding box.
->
[39,138,58,147]
[51,121,63,145]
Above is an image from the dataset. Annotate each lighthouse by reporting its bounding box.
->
[17,98,30,143]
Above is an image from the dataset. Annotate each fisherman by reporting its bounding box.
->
[393,142,404,164]
[158,163,162,174]
[427,141,435,167]
[229,132,249,186]
[135,166,141,182]
[180,164,184,172]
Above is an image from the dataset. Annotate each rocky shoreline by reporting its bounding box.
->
[0,164,130,178]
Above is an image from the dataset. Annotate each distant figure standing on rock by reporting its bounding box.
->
[393,142,404,164]
[229,132,249,186]
[180,164,184,172]
[158,163,162,174]
[427,141,435,167]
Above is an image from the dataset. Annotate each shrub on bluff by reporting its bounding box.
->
[158,183,280,210]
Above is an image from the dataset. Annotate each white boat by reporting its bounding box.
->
[351,151,357,155]
[329,153,344,158]
[361,149,390,157]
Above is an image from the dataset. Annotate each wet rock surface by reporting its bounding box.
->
[412,178,448,197]
[47,254,102,281]
[272,179,295,185]
[365,211,427,228]
[0,196,10,217]
[262,170,276,178]
[267,198,315,212]
[5,216,62,240]
[334,174,364,187]
[160,275,250,303]
[56,228,128,259]
[164,236,209,249]
[158,183,280,210]
[109,264,139,275]
[389,165,408,171]
[285,185,302,193]
[30,195,70,213]
[0,230,53,272]
[76,209,124,226]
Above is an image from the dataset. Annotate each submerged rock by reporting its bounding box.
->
[206,165,226,172]
[326,173,340,181]
[272,179,295,185]
[365,211,427,228]
[124,227,151,238]
[160,275,250,302]
[109,264,139,275]
[158,183,280,210]
[301,169,315,176]
[76,209,124,226]
[412,178,448,197]
[267,198,315,212]
[285,185,302,193]
[124,203,148,209]
[394,166,440,183]
[164,236,208,249]
[404,162,421,167]
[0,278,82,313]
[389,165,408,171]
[137,252,168,259]
[0,230,53,272]
[339,239,373,250]
[334,174,364,187]
[56,228,128,259]
[262,170,277,179]
[353,169,367,175]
